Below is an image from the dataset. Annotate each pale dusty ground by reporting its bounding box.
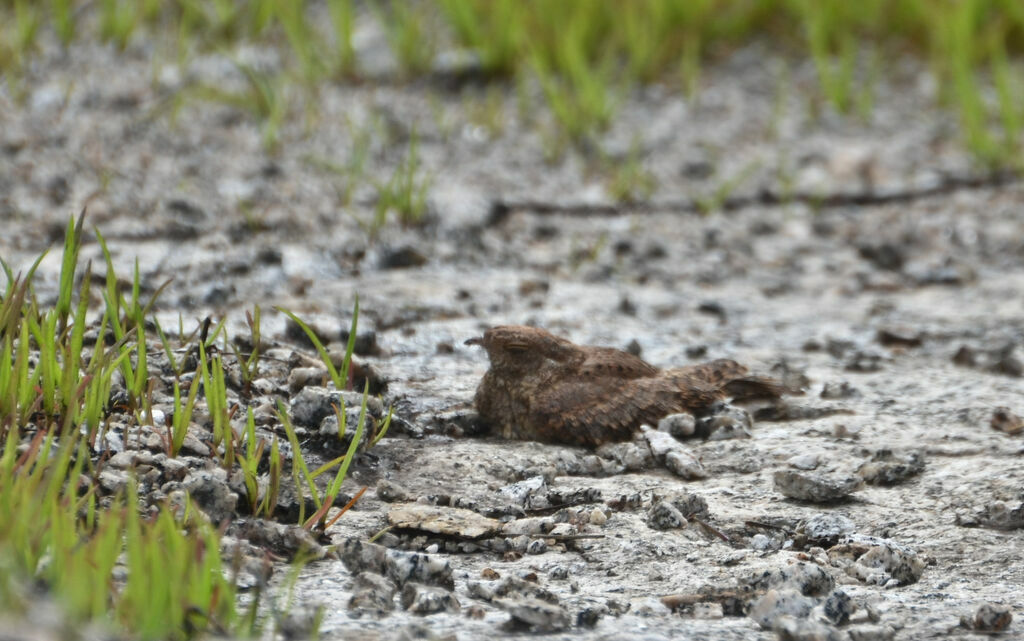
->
[3,29,1024,641]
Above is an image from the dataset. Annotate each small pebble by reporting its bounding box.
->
[647,500,687,530]
[822,589,854,625]
[665,450,707,479]
[821,381,860,399]
[799,514,856,548]
[745,561,835,596]
[847,624,896,641]
[376,479,411,503]
[695,404,753,440]
[774,470,862,502]
[348,572,397,614]
[748,589,816,629]
[970,602,1012,632]
[751,534,773,551]
[857,449,925,486]
[499,597,570,632]
[401,583,461,615]
[787,453,821,470]
[829,536,925,586]
[692,602,724,619]
[657,412,696,438]
[991,407,1023,435]
[773,615,845,641]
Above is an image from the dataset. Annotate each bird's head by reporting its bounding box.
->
[465,325,576,377]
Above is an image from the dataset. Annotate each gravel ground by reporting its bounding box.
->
[3,30,1024,641]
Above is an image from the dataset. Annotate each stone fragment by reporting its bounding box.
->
[857,242,905,271]
[748,589,816,630]
[387,504,501,539]
[844,350,885,372]
[234,520,324,558]
[828,536,924,586]
[750,534,775,551]
[953,343,1023,378]
[348,572,397,615]
[182,468,238,523]
[275,605,323,640]
[821,589,853,625]
[499,517,555,538]
[695,404,753,440]
[991,407,1023,435]
[744,561,835,597]
[647,500,687,530]
[967,602,1012,632]
[798,514,856,548]
[160,456,188,482]
[665,450,707,479]
[99,469,130,493]
[287,367,327,393]
[497,597,570,632]
[498,476,547,507]
[337,329,380,356]
[432,409,485,437]
[847,624,896,641]
[658,412,696,438]
[337,539,454,590]
[525,539,547,555]
[692,602,724,619]
[380,245,428,269]
[107,451,154,469]
[667,492,710,519]
[596,442,655,471]
[376,479,411,502]
[608,493,644,512]
[875,327,923,348]
[857,449,925,485]
[774,470,862,502]
[317,409,367,440]
[289,386,383,429]
[644,427,707,479]
[466,576,559,605]
[772,615,845,641]
[401,582,461,615]
[820,381,860,399]
[975,497,1024,530]
[787,454,820,470]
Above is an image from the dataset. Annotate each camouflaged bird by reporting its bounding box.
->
[465,325,786,448]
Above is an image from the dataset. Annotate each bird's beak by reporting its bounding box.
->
[464,336,484,346]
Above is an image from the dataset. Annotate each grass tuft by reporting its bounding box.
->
[1,213,390,636]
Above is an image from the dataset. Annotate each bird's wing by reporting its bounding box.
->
[576,347,660,379]
[529,375,720,448]
[666,359,749,386]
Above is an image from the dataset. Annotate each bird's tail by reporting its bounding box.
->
[668,359,798,402]
[721,376,792,401]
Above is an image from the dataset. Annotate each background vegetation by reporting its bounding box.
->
[1,0,1023,164]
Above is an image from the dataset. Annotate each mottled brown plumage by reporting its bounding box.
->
[465,325,785,448]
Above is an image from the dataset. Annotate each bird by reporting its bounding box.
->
[465,325,786,448]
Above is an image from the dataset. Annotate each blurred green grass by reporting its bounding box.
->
[2,0,1022,164]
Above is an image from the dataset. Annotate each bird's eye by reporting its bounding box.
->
[505,342,529,352]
